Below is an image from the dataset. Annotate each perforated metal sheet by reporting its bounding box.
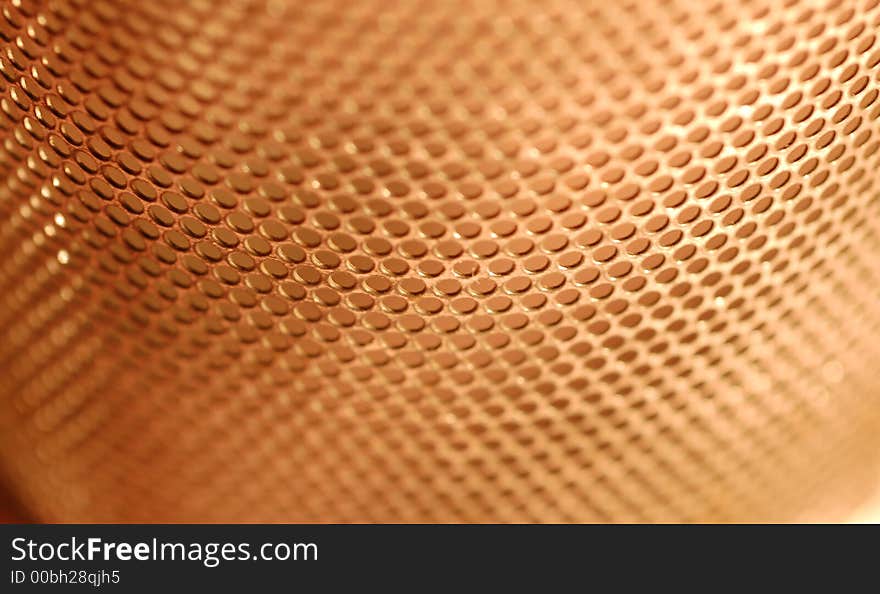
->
[0,0,879,522]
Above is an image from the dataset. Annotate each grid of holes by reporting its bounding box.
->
[0,0,878,521]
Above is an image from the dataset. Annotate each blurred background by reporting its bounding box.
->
[3,481,878,523]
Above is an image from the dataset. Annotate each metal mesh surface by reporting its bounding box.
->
[0,0,879,522]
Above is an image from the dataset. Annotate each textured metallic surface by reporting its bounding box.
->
[0,0,879,523]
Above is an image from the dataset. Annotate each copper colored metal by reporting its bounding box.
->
[0,0,879,522]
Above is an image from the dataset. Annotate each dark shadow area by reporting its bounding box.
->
[0,480,32,523]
